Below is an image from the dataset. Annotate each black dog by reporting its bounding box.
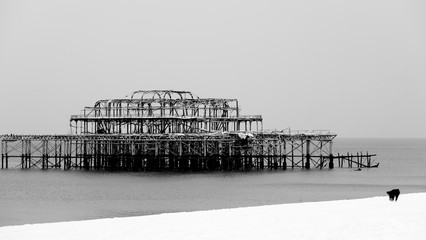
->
[386,189,400,201]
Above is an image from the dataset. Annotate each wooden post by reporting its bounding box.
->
[282,140,286,170]
[54,140,58,169]
[357,152,360,168]
[4,141,8,169]
[42,140,45,170]
[84,140,89,170]
[347,152,351,168]
[21,140,25,169]
[5,143,8,169]
[1,141,4,169]
[305,139,311,169]
[291,141,294,169]
[367,151,371,167]
[259,143,264,170]
[26,140,31,169]
[64,140,69,170]
[329,141,334,169]
[337,153,340,168]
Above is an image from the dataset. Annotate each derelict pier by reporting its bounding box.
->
[0,90,377,171]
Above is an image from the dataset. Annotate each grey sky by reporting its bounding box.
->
[1,0,425,137]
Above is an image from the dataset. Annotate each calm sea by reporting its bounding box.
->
[1,138,425,227]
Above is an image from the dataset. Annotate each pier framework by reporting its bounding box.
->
[0,90,377,171]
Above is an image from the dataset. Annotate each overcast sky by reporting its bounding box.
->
[0,0,425,137]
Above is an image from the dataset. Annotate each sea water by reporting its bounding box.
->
[0,138,425,226]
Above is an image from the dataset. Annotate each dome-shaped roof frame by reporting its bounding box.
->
[129,90,198,101]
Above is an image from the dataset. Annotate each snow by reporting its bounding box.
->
[1,193,426,240]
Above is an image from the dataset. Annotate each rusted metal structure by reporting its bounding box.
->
[70,90,262,134]
[0,90,377,171]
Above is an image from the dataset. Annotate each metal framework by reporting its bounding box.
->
[70,90,262,134]
[0,90,377,171]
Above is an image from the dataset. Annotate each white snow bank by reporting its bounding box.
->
[1,193,426,240]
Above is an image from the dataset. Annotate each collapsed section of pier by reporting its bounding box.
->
[0,90,376,171]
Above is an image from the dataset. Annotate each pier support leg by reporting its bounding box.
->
[1,141,3,169]
[282,154,287,170]
[329,141,334,169]
[305,140,310,169]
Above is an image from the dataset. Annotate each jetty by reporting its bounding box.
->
[0,90,377,171]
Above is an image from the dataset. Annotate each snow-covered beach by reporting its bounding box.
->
[1,192,425,240]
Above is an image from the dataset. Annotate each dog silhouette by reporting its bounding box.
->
[386,189,400,201]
